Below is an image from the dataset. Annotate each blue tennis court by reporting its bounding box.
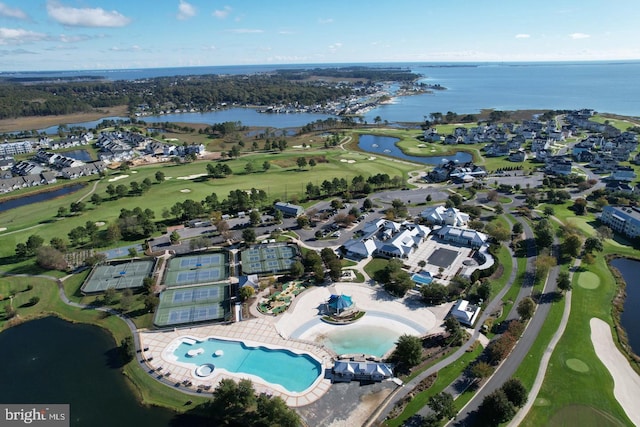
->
[240,243,299,275]
[154,283,230,327]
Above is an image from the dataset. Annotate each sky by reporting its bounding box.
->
[1,0,640,71]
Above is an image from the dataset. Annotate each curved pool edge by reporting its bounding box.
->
[147,327,333,407]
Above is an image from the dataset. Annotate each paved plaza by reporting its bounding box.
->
[405,236,475,284]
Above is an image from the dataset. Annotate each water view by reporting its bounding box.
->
[610,258,640,355]
[0,184,85,213]
[358,134,472,165]
[319,324,401,358]
[174,338,322,393]
[62,150,93,162]
[0,317,175,427]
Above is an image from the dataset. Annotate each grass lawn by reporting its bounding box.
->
[384,344,483,427]
[522,256,633,426]
[0,148,418,260]
[363,257,389,281]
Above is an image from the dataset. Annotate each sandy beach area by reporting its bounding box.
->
[590,317,640,425]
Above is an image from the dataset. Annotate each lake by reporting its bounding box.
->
[0,317,176,427]
[0,184,85,213]
[63,150,93,162]
[357,134,472,165]
[610,258,640,355]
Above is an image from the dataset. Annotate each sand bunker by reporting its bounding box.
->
[180,189,191,193]
[340,159,356,164]
[176,173,207,180]
[368,156,377,160]
[108,174,129,182]
[0,227,7,232]
[94,222,106,227]
[590,317,640,425]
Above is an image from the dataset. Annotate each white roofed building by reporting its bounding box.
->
[420,206,469,227]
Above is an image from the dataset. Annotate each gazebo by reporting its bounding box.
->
[326,294,355,316]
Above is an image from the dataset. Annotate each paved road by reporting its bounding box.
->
[449,219,561,426]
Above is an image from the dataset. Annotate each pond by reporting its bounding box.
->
[0,184,85,213]
[62,149,93,162]
[357,134,472,165]
[0,317,176,427]
[610,258,640,356]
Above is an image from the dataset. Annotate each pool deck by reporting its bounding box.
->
[139,317,333,407]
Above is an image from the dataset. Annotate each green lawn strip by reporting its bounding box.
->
[492,257,526,325]
[402,345,461,383]
[385,345,483,427]
[363,258,389,281]
[0,149,417,259]
[488,245,513,300]
[522,256,633,426]
[512,295,565,389]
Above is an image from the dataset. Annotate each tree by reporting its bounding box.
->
[115,184,128,198]
[290,260,304,278]
[502,378,528,408]
[242,228,256,243]
[239,286,255,302]
[120,288,133,312]
[535,254,557,279]
[210,379,256,425]
[249,210,262,226]
[296,157,307,170]
[57,206,68,217]
[479,389,516,424]
[561,233,583,259]
[244,162,255,174]
[90,193,103,205]
[120,336,135,362]
[596,225,613,240]
[377,258,413,297]
[308,158,316,168]
[444,316,464,346]
[26,234,44,256]
[572,198,588,215]
[169,230,181,245]
[50,237,67,253]
[363,198,373,210]
[392,334,422,368]
[128,247,138,258]
[477,281,492,301]
[36,246,68,271]
[255,394,301,427]
[420,282,448,304]
[4,303,16,319]
[262,160,271,172]
[543,206,555,217]
[584,236,604,253]
[103,288,116,305]
[512,222,523,235]
[556,271,572,292]
[517,296,535,320]
[155,171,165,182]
[143,294,159,312]
[494,204,504,215]
[470,361,494,381]
[28,296,40,306]
[428,392,456,421]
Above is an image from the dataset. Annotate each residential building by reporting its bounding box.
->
[450,299,480,326]
[600,206,640,238]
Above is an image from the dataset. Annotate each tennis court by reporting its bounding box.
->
[427,248,459,268]
[164,251,229,287]
[154,283,230,327]
[240,244,298,275]
[81,260,154,294]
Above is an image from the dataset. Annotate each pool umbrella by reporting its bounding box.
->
[327,294,353,315]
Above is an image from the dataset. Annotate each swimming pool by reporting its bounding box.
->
[411,273,433,286]
[173,338,322,393]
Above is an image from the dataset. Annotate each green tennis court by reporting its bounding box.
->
[81,260,154,294]
[154,283,230,327]
[240,243,298,275]
[164,251,229,287]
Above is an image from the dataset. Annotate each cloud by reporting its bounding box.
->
[515,34,530,39]
[59,34,94,43]
[177,0,196,20]
[109,45,142,52]
[0,48,37,55]
[201,45,216,51]
[328,42,342,52]
[0,3,28,20]
[0,28,48,45]
[226,28,263,34]
[213,6,232,19]
[47,1,131,28]
[569,32,590,40]
[318,18,333,24]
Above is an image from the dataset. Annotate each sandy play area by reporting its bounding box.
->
[276,283,451,342]
[590,317,640,425]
